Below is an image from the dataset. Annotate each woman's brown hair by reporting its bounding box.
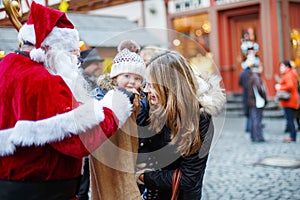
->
[146,51,201,156]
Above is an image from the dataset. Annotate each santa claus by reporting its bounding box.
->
[0,2,132,199]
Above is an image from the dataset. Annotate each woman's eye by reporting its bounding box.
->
[146,82,153,88]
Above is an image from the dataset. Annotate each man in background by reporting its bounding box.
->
[80,49,104,89]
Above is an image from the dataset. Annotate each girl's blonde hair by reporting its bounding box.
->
[147,51,201,156]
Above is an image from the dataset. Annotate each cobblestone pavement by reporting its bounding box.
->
[202,116,300,200]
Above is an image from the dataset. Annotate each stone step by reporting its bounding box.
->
[225,99,280,110]
[225,109,284,118]
[225,102,243,111]
[263,109,284,119]
[225,93,284,118]
[226,93,243,103]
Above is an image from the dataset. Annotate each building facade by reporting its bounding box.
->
[167,0,300,96]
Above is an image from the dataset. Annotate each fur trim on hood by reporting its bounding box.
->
[196,72,226,116]
[97,73,116,91]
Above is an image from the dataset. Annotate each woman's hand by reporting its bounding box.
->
[135,168,153,185]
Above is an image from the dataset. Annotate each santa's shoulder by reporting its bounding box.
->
[1,52,68,91]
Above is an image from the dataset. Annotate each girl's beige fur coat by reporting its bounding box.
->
[90,74,141,200]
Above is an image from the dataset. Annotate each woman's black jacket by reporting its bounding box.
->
[139,113,213,200]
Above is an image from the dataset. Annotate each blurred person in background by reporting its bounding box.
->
[79,49,104,90]
[247,64,267,142]
[275,60,299,142]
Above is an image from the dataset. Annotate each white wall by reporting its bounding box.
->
[89,1,142,23]
[88,0,168,47]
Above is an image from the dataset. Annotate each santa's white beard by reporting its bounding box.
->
[44,49,91,103]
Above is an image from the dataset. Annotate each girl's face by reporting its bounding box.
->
[144,79,160,105]
[114,73,143,91]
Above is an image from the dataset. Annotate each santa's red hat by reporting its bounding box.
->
[18,1,79,63]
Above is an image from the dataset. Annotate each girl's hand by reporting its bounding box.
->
[125,88,139,95]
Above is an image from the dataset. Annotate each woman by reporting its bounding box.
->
[275,60,299,142]
[136,51,225,199]
[247,65,267,142]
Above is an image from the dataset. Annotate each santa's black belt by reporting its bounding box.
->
[0,177,80,200]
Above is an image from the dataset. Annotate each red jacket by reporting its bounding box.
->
[0,53,122,181]
[279,68,299,109]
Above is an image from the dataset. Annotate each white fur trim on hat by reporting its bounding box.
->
[18,24,79,63]
[18,24,36,45]
[42,27,79,51]
[18,23,46,63]
[110,48,146,79]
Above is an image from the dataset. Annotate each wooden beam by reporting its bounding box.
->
[68,0,137,12]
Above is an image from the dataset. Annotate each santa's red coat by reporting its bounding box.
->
[0,52,118,181]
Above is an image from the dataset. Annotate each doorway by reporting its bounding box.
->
[234,15,262,91]
[218,5,261,93]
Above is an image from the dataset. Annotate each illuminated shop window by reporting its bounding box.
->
[173,13,210,53]
[291,29,300,69]
[172,13,215,73]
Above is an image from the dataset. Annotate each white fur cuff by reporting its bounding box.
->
[9,99,105,147]
[0,129,15,156]
[0,91,131,156]
[0,99,105,156]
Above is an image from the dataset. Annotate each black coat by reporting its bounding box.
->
[139,113,213,200]
[247,71,267,108]
[239,67,251,116]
